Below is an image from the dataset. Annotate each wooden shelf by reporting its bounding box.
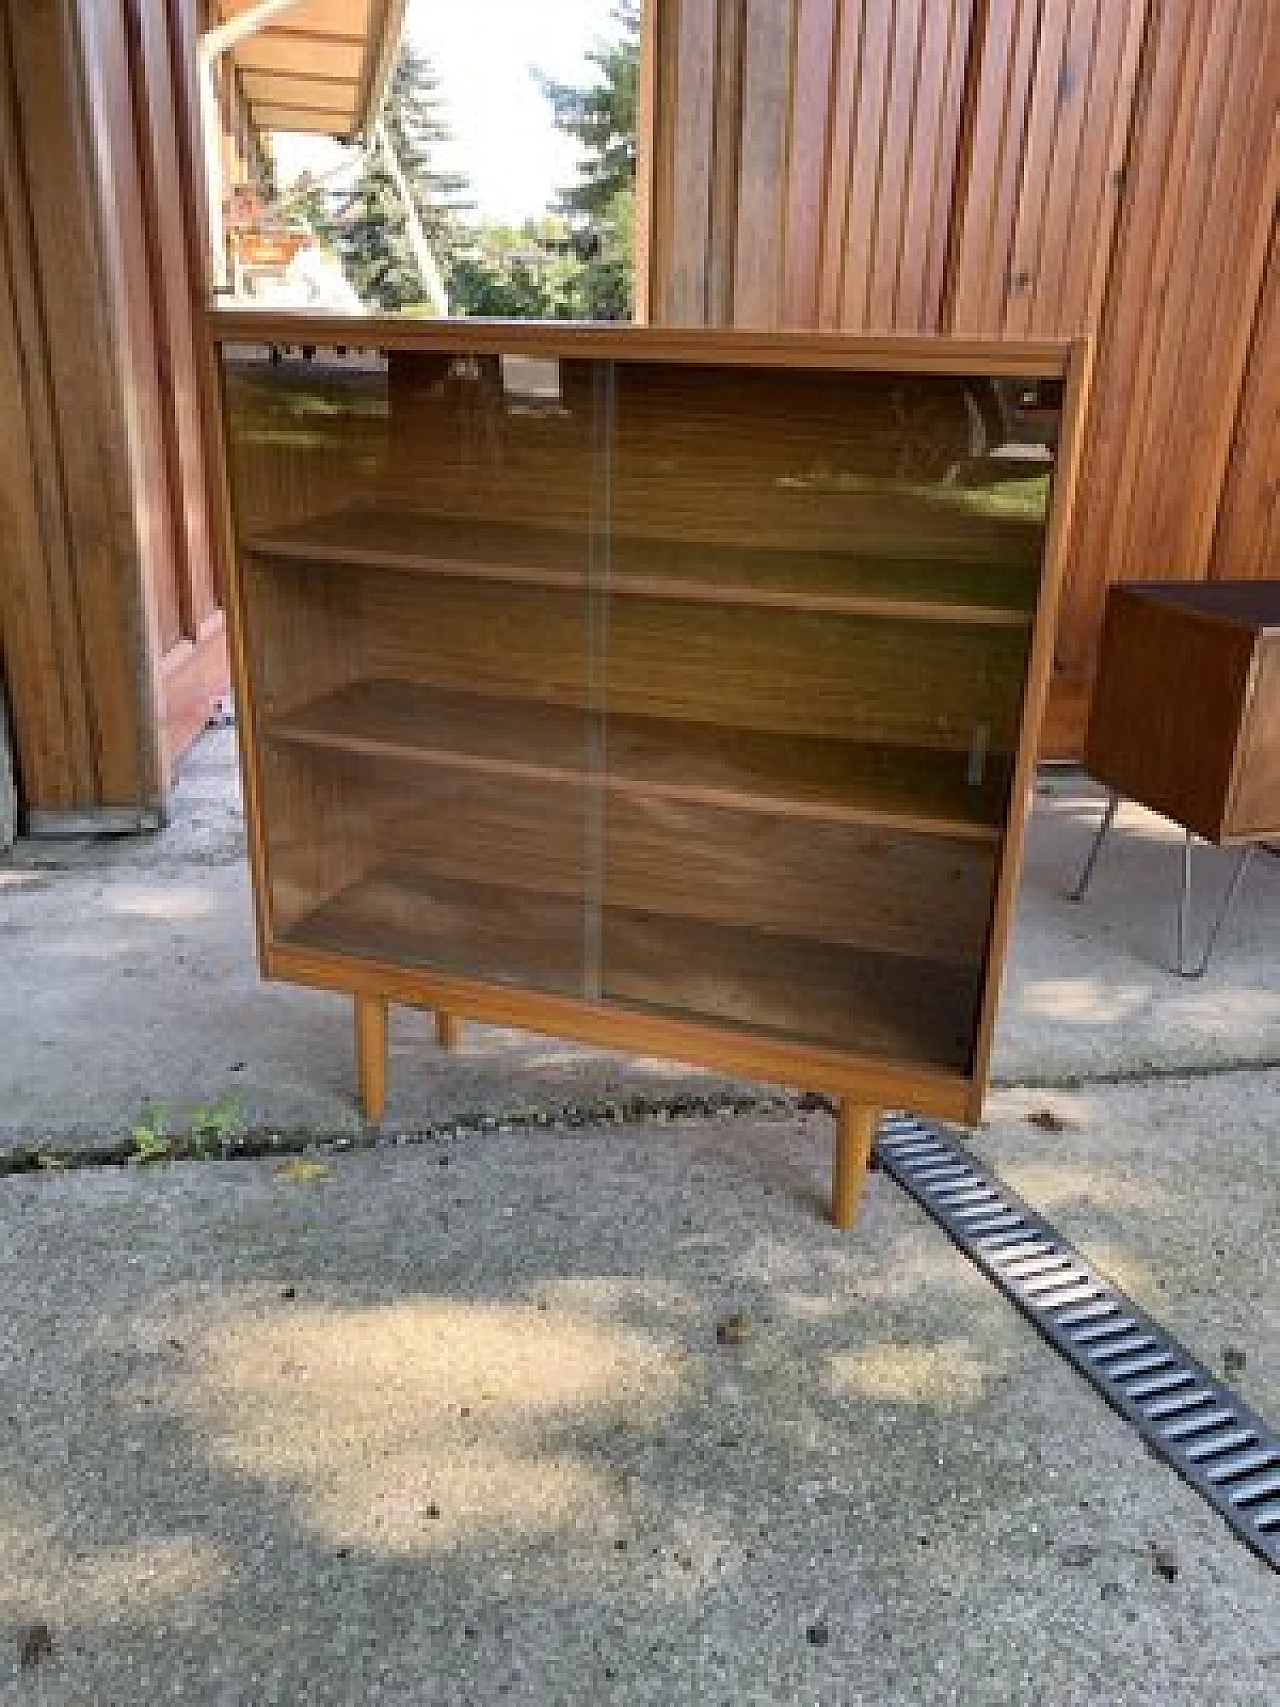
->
[280,864,980,1074]
[245,505,1037,627]
[269,679,1009,840]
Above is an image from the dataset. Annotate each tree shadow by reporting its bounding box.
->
[1,1115,1274,1703]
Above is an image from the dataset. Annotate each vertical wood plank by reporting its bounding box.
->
[0,6,96,810]
[838,0,893,327]
[706,0,745,324]
[1002,0,1074,338]
[818,0,859,326]
[1211,214,1280,577]
[129,0,218,634]
[866,0,925,330]
[897,0,968,331]
[633,0,659,321]
[783,0,838,326]
[923,0,976,328]
[1053,0,1148,333]
[733,0,793,326]
[669,0,718,322]
[1022,0,1103,335]
[950,0,1041,333]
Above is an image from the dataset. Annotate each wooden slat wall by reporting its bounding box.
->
[1212,211,1280,578]
[647,0,978,332]
[0,0,228,826]
[0,0,162,822]
[947,0,1147,338]
[124,0,229,765]
[642,0,1280,753]
[1048,0,1278,748]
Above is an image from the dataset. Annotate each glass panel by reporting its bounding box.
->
[220,342,597,998]
[598,359,1062,1072]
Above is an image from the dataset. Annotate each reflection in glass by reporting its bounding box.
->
[219,339,1062,1073]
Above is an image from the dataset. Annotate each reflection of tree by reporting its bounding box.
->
[337,45,471,311]
[537,1,640,321]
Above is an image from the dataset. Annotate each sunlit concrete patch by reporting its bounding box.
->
[0,1503,228,1625]
[0,869,48,891]
[105,883,220,923]
[181,1300,680,1555]
[826,1339,998,1410]
[988,1162,1172,1216]
[1013,975,1157,1027]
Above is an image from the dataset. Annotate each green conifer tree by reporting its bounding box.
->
[337,44,470,311]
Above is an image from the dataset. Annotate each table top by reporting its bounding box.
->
[1117,581,1280,630]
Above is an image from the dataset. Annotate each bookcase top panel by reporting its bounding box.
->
[210,310,1080,379]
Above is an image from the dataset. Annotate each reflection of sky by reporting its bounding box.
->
[272,0,616,226]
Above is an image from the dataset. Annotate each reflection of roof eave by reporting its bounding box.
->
[352,0,408,141]
[219,0,408,142]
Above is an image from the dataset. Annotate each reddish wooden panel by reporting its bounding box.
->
[949,0,1148,336]
[668,0,717,323]
[646,0,975,333]
[782,0,837,327]
[0,10,97,811]
[126,0,230,771]
[732,0,792,326]
[834,0,976,332]
[1211,218,1280,578]
[4,0,164,817]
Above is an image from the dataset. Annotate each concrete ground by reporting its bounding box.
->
[1,728,1277,1701]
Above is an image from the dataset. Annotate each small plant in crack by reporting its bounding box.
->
[129,1108,171,1166]
[188,1095,245,1155]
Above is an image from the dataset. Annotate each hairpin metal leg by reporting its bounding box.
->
[1070,789,1120,902]
[1176,836,1255,979]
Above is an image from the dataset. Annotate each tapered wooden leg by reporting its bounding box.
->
[434,1011,463,1050]
[831,1100,879,1229]
[355,994,388,1122]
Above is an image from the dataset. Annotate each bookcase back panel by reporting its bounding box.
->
[264,751,592,1000]
[602,796,997,961]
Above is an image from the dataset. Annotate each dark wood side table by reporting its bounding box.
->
[1071,582,1280,975]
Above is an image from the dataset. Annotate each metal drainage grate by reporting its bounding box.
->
[875,1115,1280,1571]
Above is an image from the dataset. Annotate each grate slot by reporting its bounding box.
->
[1089,1333,1157,1364]
[1107,1351,1174,1383]
[1052,1300,1120,1328]
[1020,1267,1089,1299]
[1001,1254,1076,1283]
[1228,1469,1280,1507]
[931,1182,991,1201]
[1184,1427,1256,1463]
[1124,1368,1195,1402]
[949,1201,1006,1223]
[1160,1405,1234,1440]
[1028,1280,1101,1310]
[1205,1447,1275,1483]
[984,1239,1052,1266]
[969,1223,1032,1244]
[875,1117,1280,1573]
[1070,1317,1137,1347]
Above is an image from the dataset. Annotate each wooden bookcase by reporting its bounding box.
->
[210,316,1090,1226]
